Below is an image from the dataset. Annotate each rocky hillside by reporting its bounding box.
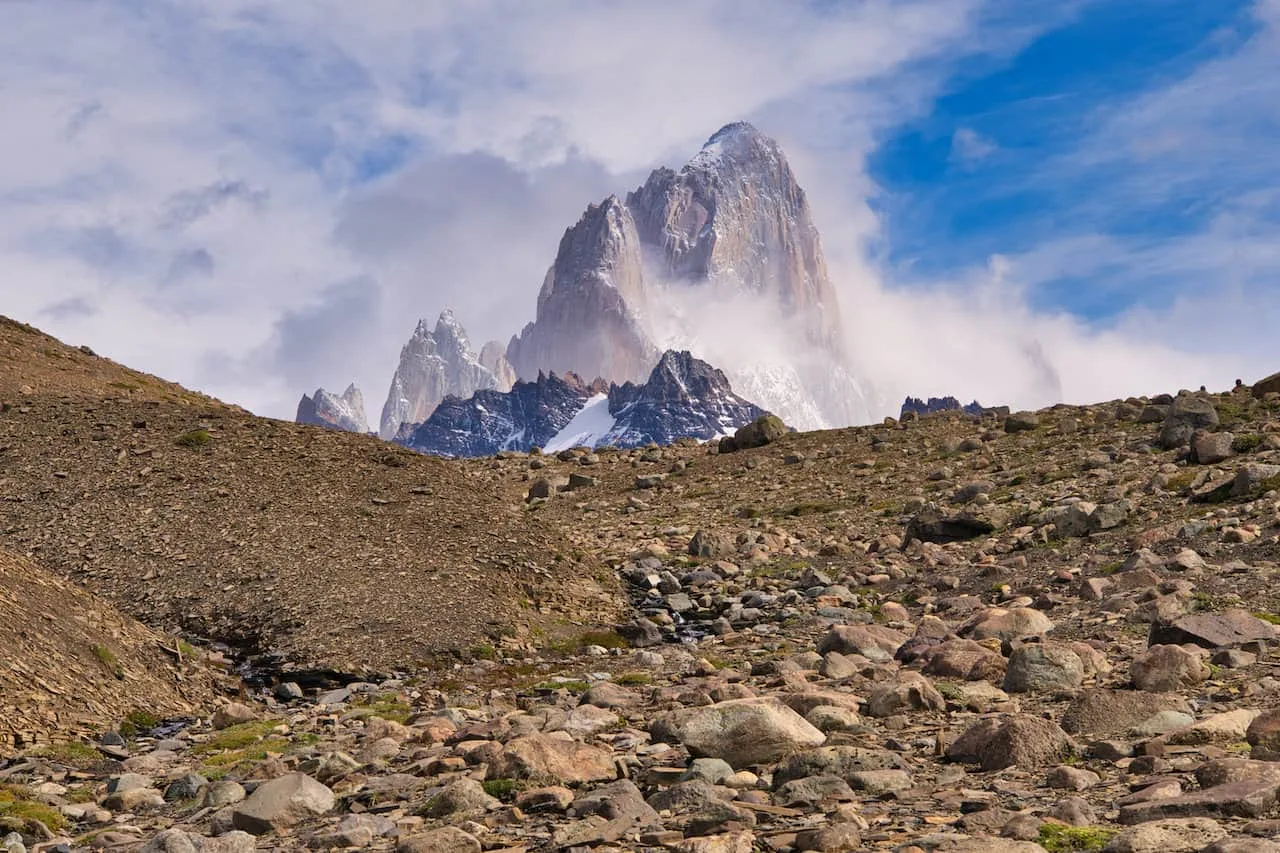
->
[10,311,1280,853]
[0,316,615,677]
[0,547,218,751]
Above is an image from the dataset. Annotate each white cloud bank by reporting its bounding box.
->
[0,0,1274,424]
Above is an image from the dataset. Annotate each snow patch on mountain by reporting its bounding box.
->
[543,394,615,453]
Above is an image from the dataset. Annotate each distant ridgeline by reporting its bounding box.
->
[900,396,985,419]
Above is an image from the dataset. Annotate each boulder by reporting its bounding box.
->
[1252,371,1280,399]
[652,698,825,769]
[1104,818,1227,853]
[1148,609,1278,649]
[1192,431,1235,465]
[947,715,1075,771]
[967,607,1054,642]
[719,415,786,453]
[231,773,335,835]
[1159,395,1220,449]
[1002,643,1084,693]
[1130,645,1208,692]
[488,733,617,784]
[397,827,482,853]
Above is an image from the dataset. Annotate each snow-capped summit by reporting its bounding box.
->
[600,350,767,448]
[377,309,515,440]
[297,383,370,434]
[503,121,872,431]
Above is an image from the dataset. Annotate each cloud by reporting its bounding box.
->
[0,0,1272,431]
[949,127,998,165]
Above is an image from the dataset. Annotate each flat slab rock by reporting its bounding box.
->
[1148,610,1277,649]
[1119,780,1280,824]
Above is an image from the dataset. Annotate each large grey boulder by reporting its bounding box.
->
[1159,395,1219,449]
[652,697,825,768]
[230,773,335,835]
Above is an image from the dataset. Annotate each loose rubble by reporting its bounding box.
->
[5,317,1280,852]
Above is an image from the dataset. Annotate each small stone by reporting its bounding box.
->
[397,827,481,853]
[1045,765,1101,791]
[212,702,258,730]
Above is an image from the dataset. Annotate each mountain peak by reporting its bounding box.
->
[705,120,764,146]
[377,311,506,439]
[297,384,370,433]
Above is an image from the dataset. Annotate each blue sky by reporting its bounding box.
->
[0,0,1276,419]
[869,0,1277,321]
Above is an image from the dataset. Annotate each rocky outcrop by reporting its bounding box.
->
[296,384,370,434]
[901,396,983,419]
[601,351,767,448]
[626,121,842,351]
[379,310,508,440]
[506,198,657,385]
[401,372,603,457]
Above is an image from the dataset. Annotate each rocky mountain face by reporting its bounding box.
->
[378,310,514,440]
[627,121,843,351]
[901,395,984,419]
[506,197,657,384]
[402,350,768,457]
[295,384,369,433]
[504,122,872,430]
[402,371,603,457]
[602,350,767,448]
